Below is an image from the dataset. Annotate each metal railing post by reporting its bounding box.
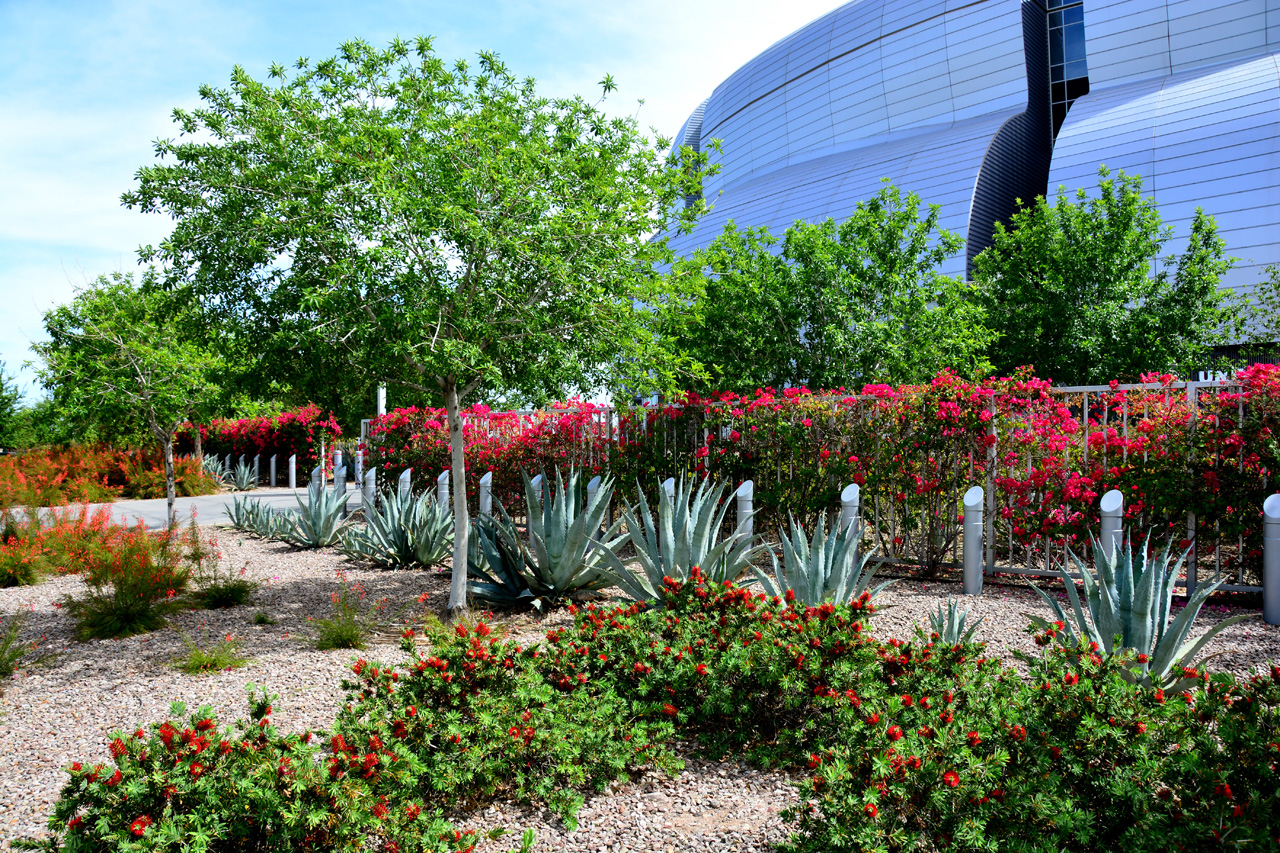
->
[269,454,277,488]
[840,483,860,533]
[736,480,754,541]
[963,485,985,595]
[437,470,450,509]
[363,469,376,513]
[288,455,296,490]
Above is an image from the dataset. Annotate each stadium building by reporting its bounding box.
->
[667,0,1280,297]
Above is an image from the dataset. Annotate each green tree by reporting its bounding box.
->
[664,182,993,392]
[972,166,1240,385]
[33,272,223,522]
[0,362,21,450]
[123,38,713,612]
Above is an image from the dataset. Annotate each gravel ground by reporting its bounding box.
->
[2,531,1277,850]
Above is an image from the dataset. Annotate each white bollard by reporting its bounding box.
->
[399,468,412,501]
[253,454,260,486]
[478,471,493,517]
[333,448,342,475]
[377,386,387,417]
[269,454,277,488]
[735,480,754,541]
[587,474,602,509]
[840,483,861,534]
[528,474,544,547]
[963,485,985,595]
[1099,489,1123,565]
[288,454,296,490]
[437,470,450,508]
[334,465,347,494]
[363,469,377,512]
[662,477,675,500]
[354,450,364,484]
[309,465,325,502]
[225,453,233,474]
[239,453,246,472]
[1264,493,1280,626]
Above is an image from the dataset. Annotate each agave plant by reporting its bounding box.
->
[279,485,350,549]
[521,469,626,603]
[1029,532,1258,687]
[340,491,453,569]
[753,515,891,607]
[603,477,762,603]
[928,597,984,646]
[230,461,257,492]
[225,495,260,532]
[201,456,231,485]
[467,513,537,606]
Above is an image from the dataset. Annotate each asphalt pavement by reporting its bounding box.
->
[64,487,332,530]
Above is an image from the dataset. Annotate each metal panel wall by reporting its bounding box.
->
[1050,0,1280,296]
[670,0,1036,279]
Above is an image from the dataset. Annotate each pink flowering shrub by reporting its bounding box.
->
[365,366,1280,583]
[178,404,342,476]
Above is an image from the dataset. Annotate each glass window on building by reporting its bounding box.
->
[1048,0,1090,137]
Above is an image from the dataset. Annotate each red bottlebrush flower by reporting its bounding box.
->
[864,803,878,819]
[130,815,153,836]
[406,803,422,820]
[1215,782,1234,800]
[696,663,708,676]
[68,817,84,830]
[967,731,981,747]
[1136,653,1149,663]
[1063,673,1079,686]
[901,695,913,707]
[907,755,922,770]
[104,770,122,787]
[887,726,903,742]
[807,753,821,769]
[109,738,127,759]
[1135,722,1147,734]
[196,718,215,732]
[70,762,82,773]
[190,763,205,779]
[938,710,953,724]
[1051,746,1062,760]
[1153,689,1165,704]
[866,712,880,725]
[1232,804,1245,818]
[663,703,678,716]
[785,589,796,603]
[943,771,960,788]
[372,799,389,819]
[406,705,417,717]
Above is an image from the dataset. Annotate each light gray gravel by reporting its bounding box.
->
[2,533,1276,850]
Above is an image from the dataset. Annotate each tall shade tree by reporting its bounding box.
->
[33,272,223,523]
[123,38,714,612]
[0,362,22,451]
[663,182,993,392]
[972,166,1241,385]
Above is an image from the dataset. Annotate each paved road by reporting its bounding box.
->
[69,487,335,530]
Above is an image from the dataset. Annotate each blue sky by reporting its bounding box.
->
[0,0,840,401]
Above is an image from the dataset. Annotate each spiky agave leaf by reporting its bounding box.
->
[1029,532,1258,687]
[928,597,984,646]
[603,477,763,603]
[280,486,350,549]
[341,490,454,569]
[522,468,627,602]
[467,513,536,606]
[752,516,890,607]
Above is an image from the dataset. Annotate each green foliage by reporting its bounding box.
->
[314,573,374,651]
[45,687,474,853]
[200,455,230,484]
[335,619,680,829]
[664,181,993,391]
[340,491,454,569]
[172,631,250,674]
[1029,533,1257,687]
[64,526,193,641]
[252,610,276,626]
[927,597,984,646]
[32,271,224,520]
[124,36,719,611]
[0,611,33,677]
[603,477,760,602]
[973,166,1241,384]
[753,517,890,607]
[0,362,22,450]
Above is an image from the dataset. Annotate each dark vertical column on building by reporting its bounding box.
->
[965,0,1054,276]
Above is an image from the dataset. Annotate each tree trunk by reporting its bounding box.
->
[442,379,470,614]
[193,424,203,461]
[164,434,177,528]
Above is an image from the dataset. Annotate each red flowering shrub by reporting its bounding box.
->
[48,687,474,853]
[0,445,219,509]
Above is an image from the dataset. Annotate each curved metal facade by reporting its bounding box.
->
[670,0,1280,302]
[668,0,1047,280]
[1048,0,1280,297]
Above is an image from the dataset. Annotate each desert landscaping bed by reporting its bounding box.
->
[1,530,1277,850]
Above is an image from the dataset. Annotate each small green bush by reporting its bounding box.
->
[314,573,373,651]
[172,631,249,675]
[0,611,32,677]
